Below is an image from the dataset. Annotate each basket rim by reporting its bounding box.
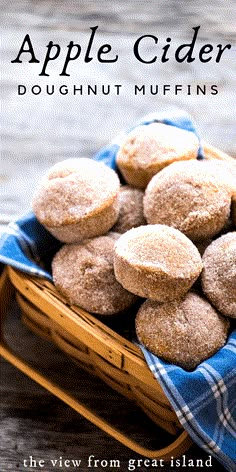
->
[9,267,140,354]
[8,266,164,389]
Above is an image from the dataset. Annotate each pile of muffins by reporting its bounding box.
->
[32,122,236,370]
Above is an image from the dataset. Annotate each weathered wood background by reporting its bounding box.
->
[0,1,235,471]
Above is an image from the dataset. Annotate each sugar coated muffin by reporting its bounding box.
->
[135,292,230,370]
[114,224,202,302]
[202,232,236,318]
[32,158,120,243]
[112,186,146,234]
[232,197,236,226]
[52,232,138,316]
[144,160,231,241]
[116,122,199,188]
[200,160,236,197]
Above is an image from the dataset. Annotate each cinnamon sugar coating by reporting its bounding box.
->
[112,186,146,234]
[144,160,231,241]
[201,160,236,198]
[114,225,202,302]
[116,123,199,188]
[232,197,236,226]
[32,158,120,243]
[135,292,229,370]
[52,232,138,316]
[202,232,236,318]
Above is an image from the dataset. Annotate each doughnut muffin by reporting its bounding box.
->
[32,158,120,243]
[201,160,236,197]
[112,186,146,234]
[232,197,236,226]
[136,292,230,370]
[144,160,231,241]
[114,224,202,302]
[202,232,236,318]
[116,123,199,188]
[52,232,138,316]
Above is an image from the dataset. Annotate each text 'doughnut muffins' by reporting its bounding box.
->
[116,122,199,188]
[32,158,120,243]
[52,233,138,316]
[112,186,146,234]
[114,225,202,302]
[202,232,236,318]
[135,293,230,370]
[144,160,231,241]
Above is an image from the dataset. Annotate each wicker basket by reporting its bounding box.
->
[0,143,235,460]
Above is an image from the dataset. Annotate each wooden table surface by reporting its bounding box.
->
[1,2,235,470]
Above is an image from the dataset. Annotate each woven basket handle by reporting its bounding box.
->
[202,142,235,162]
[0,267,192,460]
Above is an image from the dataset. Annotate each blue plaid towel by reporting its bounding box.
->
[0,111,235,471]
[140,341,236,471]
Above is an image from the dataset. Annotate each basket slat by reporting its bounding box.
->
[1,268,193,459]
[9,268,166,392]
[9,267,179,431]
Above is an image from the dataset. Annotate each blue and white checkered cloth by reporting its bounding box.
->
[0,111,235,471]
[140,341,236,471]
